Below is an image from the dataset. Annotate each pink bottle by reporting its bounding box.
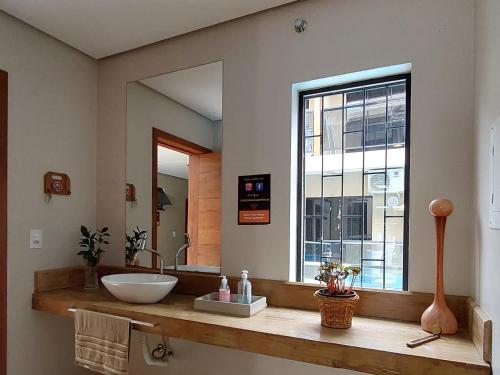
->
[219,276,231,302]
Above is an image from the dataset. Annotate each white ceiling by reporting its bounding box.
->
[158,145,189,179]
[0,0,296,58]
[141,61,223,121]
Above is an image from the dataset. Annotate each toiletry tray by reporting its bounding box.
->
[194,292,267,317]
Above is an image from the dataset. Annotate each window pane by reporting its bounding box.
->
[305,197,322,215]
[324,94,342,109]
[385,168,405,216]
[365,178,385,244]
[343,172,362,196]
[304,97,322,137]
[345,90,364,106]
[364,124,386,172]
[304,242,321,283]
[345,106,363,132]
[343,241,361,267]
[363,242,384,260]
[304,242,321,262]
[342,197,371,241]
[323,196,341,241]
[388,127,405,150]
[366,87,386,104]
[386,217,403,244]
[388,84,406,128]
[323,241,341,260]
[323,176,342,197]
[344,132,363,163]
[305,217,321,242]
[386,192,404,217]
[386,217,404,290]
[304,173,321,200]
[323,109,342,157]
[361,260,384,289]
[365,123,386,149]
[304,137,321,200]
[365,104,386,127]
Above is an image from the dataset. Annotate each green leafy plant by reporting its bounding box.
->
[315,261,361,296]
[78,225,110,266]
[126,227,147,263]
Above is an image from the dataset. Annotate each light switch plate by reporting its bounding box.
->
[30,229,43,249]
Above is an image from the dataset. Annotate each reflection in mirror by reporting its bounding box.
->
[126,61,222,274]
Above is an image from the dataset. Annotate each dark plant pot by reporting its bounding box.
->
[84,264,99,289]
[316,288,357,298]
[313,289,359,328]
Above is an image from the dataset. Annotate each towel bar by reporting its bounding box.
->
[67,308,157,328]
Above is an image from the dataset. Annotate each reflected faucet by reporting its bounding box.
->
[133,248,165,275]
[175,234,191,271]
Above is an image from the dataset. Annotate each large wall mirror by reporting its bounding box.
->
[126,61,222,274]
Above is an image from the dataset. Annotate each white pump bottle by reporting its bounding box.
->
[237,270,252,304]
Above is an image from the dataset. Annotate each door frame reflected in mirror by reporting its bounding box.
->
[151,128,212,269]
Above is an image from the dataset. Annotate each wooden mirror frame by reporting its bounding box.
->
[151,128,211,269]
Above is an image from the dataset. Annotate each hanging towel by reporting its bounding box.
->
[75,309,131,375]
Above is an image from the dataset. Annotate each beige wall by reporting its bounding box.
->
[0,10,96,375]
[157,174,188,264]
[126,81,216,266]
[99,0,475,296]
[0,1,480,374]
[473,0,500,372]
[96,1,475,374]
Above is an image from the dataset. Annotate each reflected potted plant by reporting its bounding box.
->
[78,225,110,289]
[126,227,147,266]
[313,261,361,328]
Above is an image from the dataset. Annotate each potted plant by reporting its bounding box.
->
[78,225,110,289]
[126,227,147,266]
[313,261,361,328]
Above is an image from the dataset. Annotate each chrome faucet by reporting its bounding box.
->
[175,234,191,271]
[134,248,165,275]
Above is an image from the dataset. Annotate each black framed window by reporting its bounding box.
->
[297,74,410,290]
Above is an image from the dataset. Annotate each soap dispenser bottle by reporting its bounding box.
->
[237,270,252,304]
[219,276,230,302]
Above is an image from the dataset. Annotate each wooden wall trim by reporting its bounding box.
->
[155,128,212,155]
[35,265,468,327]
[467,297,492,363]
[0,70,7,375]
[34,266,85,293]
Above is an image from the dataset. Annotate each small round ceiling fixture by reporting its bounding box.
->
[294,18,307,33]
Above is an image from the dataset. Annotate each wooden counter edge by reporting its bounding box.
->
[31,291,490,375]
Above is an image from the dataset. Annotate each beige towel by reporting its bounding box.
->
[75,310,131,375]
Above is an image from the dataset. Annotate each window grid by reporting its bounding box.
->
[298,75,410,290]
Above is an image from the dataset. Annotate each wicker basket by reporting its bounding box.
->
[313,290,359,328]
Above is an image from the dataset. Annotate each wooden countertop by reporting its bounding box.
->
[32,287,489,375]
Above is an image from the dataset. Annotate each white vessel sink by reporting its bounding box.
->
[165,265,220,274]
[101,273,178,304]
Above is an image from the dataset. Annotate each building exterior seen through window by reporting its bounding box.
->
[298,74,410,290]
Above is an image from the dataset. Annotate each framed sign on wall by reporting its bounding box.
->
[238,174,271,225]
